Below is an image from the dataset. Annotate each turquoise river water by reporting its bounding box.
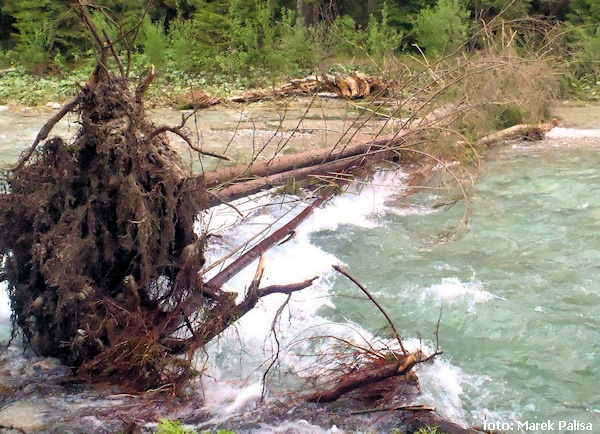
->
[1,104,600,432]
[313,137,600,430]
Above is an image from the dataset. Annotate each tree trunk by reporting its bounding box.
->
[367,0,379,16]
[203,132,411,188]
[297,0,319,26]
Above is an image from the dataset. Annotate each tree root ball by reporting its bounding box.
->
[0,74,208,391]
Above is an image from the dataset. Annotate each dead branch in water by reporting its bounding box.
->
[305,352,420,403]
[333,265,407,355]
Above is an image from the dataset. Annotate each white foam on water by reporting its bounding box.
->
[201,377,263,415]
[417,359,468,425]
[0,282,10,322]
[420,277,495,305]
[297,170,409,236]
[248,420,341,434]
[388,204,436,216]
[195,169,473,428]
[546,127,600,139]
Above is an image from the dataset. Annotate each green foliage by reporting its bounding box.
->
[566,26,600,84]
[415,427,442,434]
[414,0,471,57]
[0,0,593,103]
[157,419,198,434]
[329,15,366,58]
[471,0,532,19]
[2,0,87,72]
[13,21,51,72]
[366,3,404,59]
[141,17,168,72]
[564,0,600,86]
[168,18,200,73]
[498,104,525,129]
[566,0,600,25]
[0,65,90,105]
[156,420,236,434]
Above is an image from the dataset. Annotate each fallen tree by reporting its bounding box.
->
[0,2,425,394]
[0,3,559,400]
[0,3,363,392]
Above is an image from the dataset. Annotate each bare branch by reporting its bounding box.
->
[9,94,82,172]
[254,277,318,298]
[350,404,436,415]
[333,265,407,355]
[102,28,126,80]
[136,65,155,103]
[145,125,230,161]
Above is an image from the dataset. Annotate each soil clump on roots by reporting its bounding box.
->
[0,69,211,392]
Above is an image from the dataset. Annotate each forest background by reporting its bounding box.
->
[0,0,598,106]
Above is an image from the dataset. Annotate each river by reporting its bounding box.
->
[1,102,599,432]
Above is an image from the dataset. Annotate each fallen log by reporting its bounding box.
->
[208,153,378,207]
[205,193,331,290]
[305,352,420,403]
[227,71,384,104]
[478,121,557,146]
[203,133,411,188]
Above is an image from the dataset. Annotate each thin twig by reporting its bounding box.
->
[145,126,230,161]
[333,265,407,355]
[348,404,436,415]
[10,94,82,171]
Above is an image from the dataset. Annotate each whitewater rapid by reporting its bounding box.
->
[195,169,475,426]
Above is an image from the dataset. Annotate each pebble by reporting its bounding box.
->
[0,105,8,112]
[0,402,47,432]
[45,102,62,109]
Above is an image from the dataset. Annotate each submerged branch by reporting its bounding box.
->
[205,193,331,290]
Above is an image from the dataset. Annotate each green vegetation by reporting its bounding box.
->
[0,0,597,105]
[157,419,198,434]
[156,419,236,434]
[415,427,443,434]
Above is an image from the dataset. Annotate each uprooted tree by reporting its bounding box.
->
[0,4,411,392]
[0,3,559,394]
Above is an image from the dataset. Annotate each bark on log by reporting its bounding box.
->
[478,122,555,146]
[208,155,369,207]
[203,133,410,188]
[305,353,420,403]
[206,193,331,290]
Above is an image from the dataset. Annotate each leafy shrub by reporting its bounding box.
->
[141,17,168,72]
[414,0,471,57]
[566,25,600,84]
[329,15,366,58]
[366,3,404,59]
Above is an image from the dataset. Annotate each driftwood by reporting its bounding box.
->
[179,72,384,108]
[305,352,420,403]
[478,121,557,146]
[229,72,383,103]
[203,133,410,188]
